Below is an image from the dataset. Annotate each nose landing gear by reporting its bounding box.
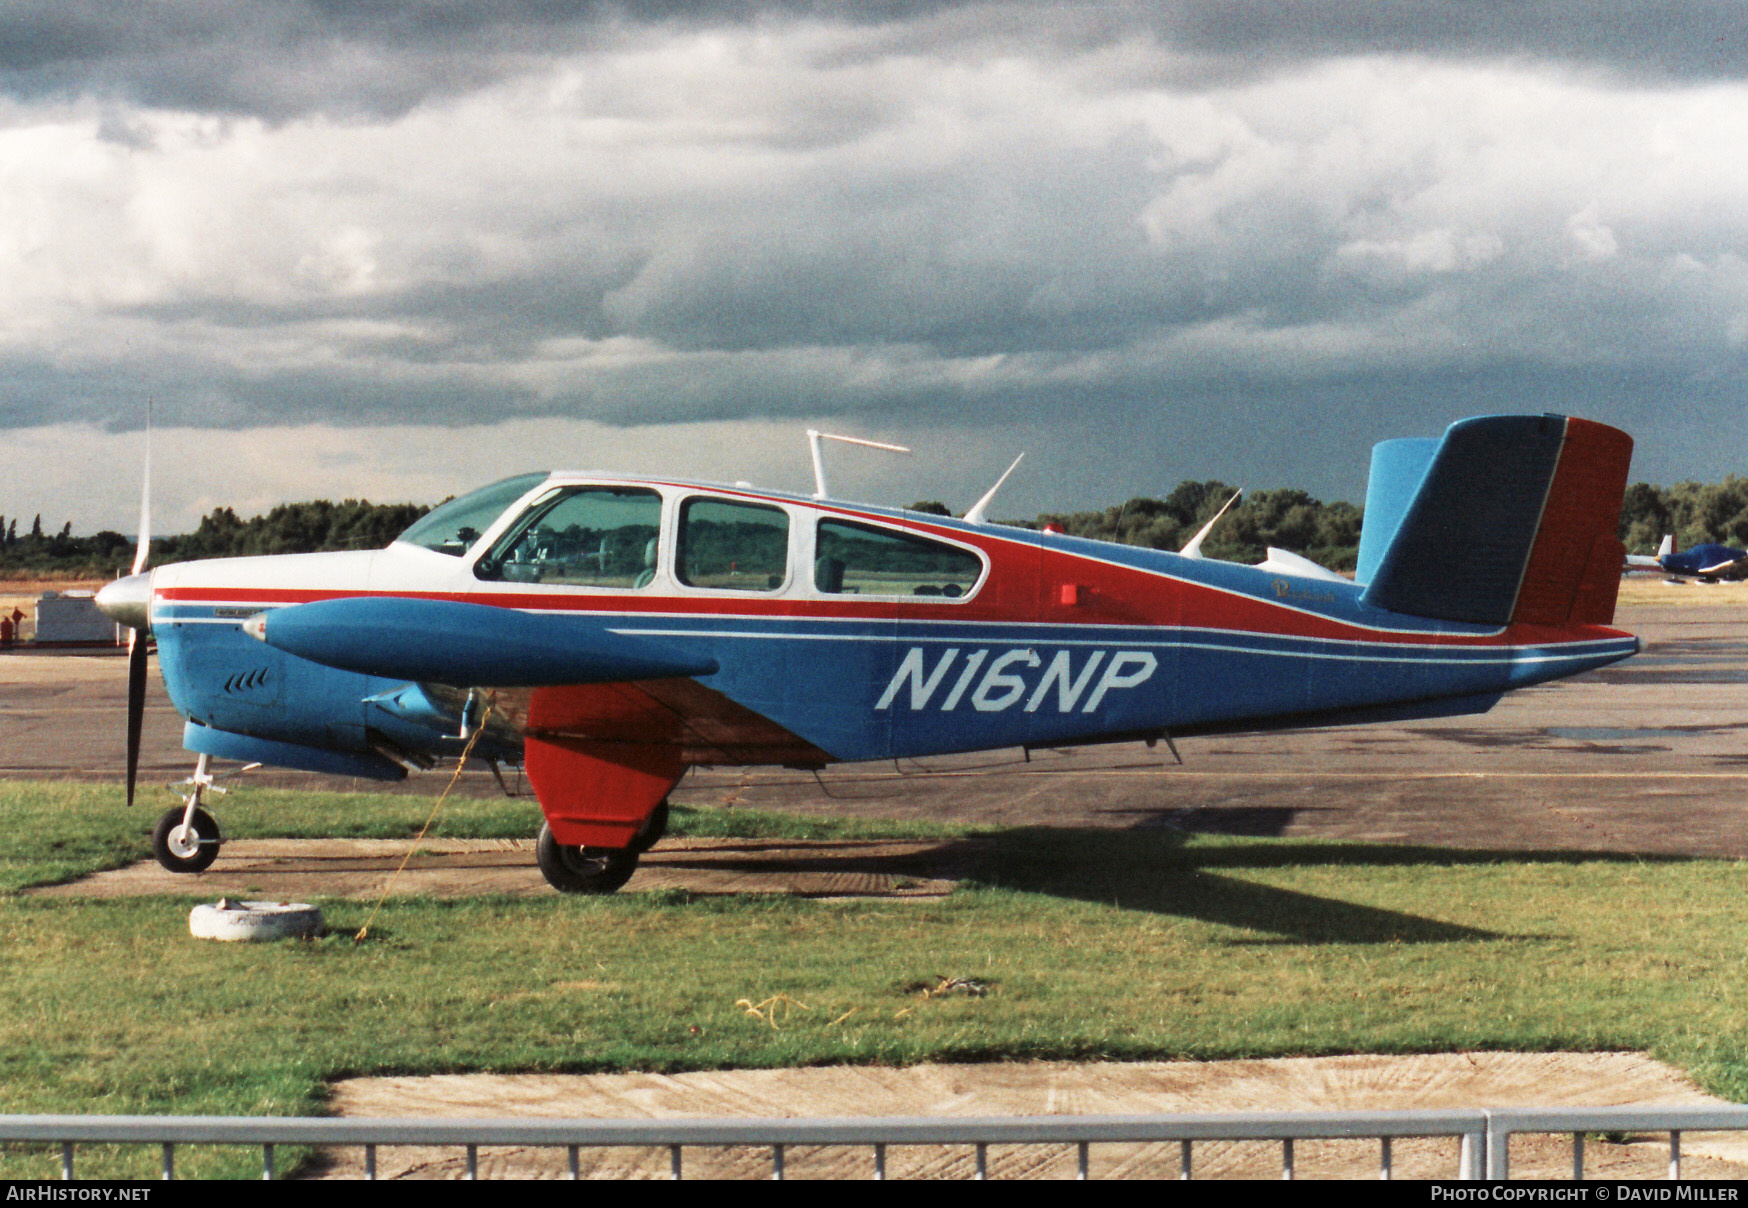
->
[150,753,255,874]
[152,803,220,873]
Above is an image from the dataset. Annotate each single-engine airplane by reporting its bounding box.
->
[96,413,1639,893]
[1626,536,1748,581]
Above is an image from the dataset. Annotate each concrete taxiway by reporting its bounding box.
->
[4,599,1747,860]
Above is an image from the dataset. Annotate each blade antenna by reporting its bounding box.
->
[963,453,1025,526]
[1178,489,1242,559]
[806,430,911,500]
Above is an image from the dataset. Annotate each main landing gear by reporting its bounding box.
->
[150,753,240,874]
[535,828,637,893]
[534,801,670,894]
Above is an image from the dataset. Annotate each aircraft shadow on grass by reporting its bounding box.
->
[651,822,1686,946]
[945,826,1507,945]
[964,826,1704,946]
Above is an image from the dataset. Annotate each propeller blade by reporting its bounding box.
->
[130,403,152,576]
[125,629,148,806]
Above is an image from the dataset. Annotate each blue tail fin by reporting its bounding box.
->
[1354,437,1439,586]
[1359,414,1632,627]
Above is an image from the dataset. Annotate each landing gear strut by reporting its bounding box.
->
[150,753,235,873]
[535,824,638,894]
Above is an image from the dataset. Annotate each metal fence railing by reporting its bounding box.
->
[15,1107,1748,1179]
[1485,1105,1748,1180]
[1,1111,1496,1180]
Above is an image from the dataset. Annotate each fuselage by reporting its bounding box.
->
[1661,543,1748,578]
[138,472,1640,773]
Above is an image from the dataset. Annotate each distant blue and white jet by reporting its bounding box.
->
[1626,536,1748,581]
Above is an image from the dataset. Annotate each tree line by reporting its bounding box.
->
[0,500,431,577]
[1618,478,1748,554]
[934,476,1742,571]
[909,481,1363,568]
[1038,481,1364,570]
[2,477,1741,578]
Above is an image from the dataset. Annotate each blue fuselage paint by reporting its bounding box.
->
[149,528,1637,768]
[1662,543,1747,577]
[154,611,524,766]
[591,619,1633,760]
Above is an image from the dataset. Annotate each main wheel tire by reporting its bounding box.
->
[628,800,670,855]
[535,823,638,894]
[152,806,221,874]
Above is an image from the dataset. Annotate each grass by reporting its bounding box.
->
[1617,577,1748,607]
[4,779,1748,1176]
[0,780,960,893]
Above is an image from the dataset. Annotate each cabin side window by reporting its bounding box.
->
[474,486,663,588]
[814,519,984,598]
[677,497,791,592]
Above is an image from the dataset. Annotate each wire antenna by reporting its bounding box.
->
[807,430,911,499]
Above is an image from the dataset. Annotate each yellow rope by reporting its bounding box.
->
[354,706,492,943]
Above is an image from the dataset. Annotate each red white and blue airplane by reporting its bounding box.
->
[95,413,1639,893]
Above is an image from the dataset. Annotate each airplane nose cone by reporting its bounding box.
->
[95,571,153,633]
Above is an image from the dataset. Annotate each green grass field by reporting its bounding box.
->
[4,778,1748,1177]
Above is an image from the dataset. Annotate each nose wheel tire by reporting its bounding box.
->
[152,806,221,874]
[535,823,638,894]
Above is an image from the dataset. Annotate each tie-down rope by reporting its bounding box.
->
[355,704,492,943]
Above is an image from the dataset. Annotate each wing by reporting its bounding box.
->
[249,594,833,848]
[463,678,831,768]
[1698,557,1748,578]
[246,596,718,685]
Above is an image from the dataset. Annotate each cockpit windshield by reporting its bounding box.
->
[395,472,550,556]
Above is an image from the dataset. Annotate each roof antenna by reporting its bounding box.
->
[1178,489,1242,559]
[807,430,911,500]
[964,452,1024,526]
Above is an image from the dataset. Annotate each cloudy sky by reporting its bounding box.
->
[1,1,1745,534]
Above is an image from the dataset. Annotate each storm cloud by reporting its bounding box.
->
[8,3,1748,121]
[1,2,1744,528]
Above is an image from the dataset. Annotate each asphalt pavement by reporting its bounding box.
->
[4,601,1746,858]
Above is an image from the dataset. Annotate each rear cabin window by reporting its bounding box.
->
[814,519,984,598]
[677,497,791,592]
[474,486,663,588]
